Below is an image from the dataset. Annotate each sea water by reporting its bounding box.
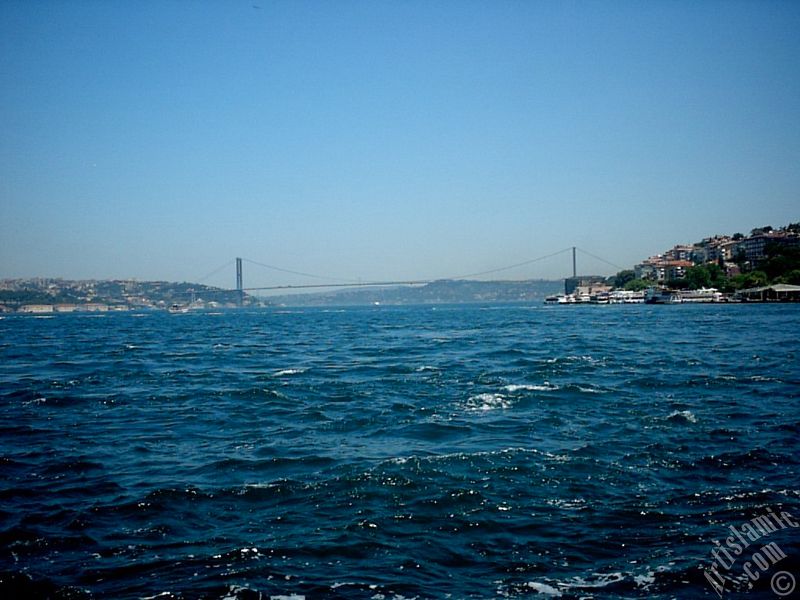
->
[1,304,798,598]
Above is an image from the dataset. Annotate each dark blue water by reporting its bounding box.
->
[1,305,799,599]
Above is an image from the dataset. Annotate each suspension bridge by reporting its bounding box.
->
[192,247,624,305]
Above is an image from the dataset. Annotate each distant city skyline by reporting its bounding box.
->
[1,1,798,289]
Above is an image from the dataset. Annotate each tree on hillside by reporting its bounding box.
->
[761,243,800,281]
[778,270,800,285]
[613,269,636,289]
[623,279,650,292]
[730,271,768,290]
[751,226,774,236]
[685,264,727,290]
[685,266,711,289]
[733,247,747,268]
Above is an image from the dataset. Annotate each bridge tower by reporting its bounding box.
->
[235,257,243,307]
[572,246,577,278]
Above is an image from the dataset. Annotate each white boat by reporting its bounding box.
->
[680,288,723,303]
[645,288,682,304]
[609,290,646,304]
[544,294,572,304]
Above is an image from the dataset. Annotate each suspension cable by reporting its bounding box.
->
[241,258,360,283]
[195,260,235,284]
[575,247,624,271]
[449,247,573,279]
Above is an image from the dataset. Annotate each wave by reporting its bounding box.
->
[666,410,698,424]
[503,383,559,392]
[463,392,512,411]
[499,562,713,598]
[273,368,307,377]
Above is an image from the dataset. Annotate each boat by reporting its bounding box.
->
[545,290,648,305]
[645,288,682,304]
[680,288,723,303]
[646,287,725,304]
[608,290,645,304]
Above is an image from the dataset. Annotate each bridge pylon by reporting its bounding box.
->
[235,257,243,307]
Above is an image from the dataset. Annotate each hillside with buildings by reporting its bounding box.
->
[0,279,256,313]
[626,223,800,290]
[564,222,800,303]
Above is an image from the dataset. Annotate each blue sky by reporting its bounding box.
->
[1,1,798,288]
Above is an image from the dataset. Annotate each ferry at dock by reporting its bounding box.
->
[645,287,723,304]
[680,288,724,303]
[545,290,646,304]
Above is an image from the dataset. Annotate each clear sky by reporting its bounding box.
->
[1,1,798,288]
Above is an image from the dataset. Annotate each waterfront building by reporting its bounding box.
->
[740,231,800,264]
[634,257,692,283]
[634,257,662,281]
[664,244,693,261]
[565,276,608,296]
[54,304,78,313]
[664,260,694,282]
[20,304,55,313]
[737,284,800,302]
[82,303,109,312]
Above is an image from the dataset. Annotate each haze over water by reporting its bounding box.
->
[1,304,798,598]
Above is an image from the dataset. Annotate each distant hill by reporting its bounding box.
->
[0,278,254,310]
[267,279,564,306]
[0,277,565,310]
